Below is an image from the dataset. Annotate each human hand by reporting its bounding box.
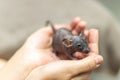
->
[26,55,102,80]
[25,17,102,80]
[0,58,6,69]
[0,17,103,80]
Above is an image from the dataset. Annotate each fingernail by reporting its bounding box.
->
[94,55,103,64]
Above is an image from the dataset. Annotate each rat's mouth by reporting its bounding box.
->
[81,48,90,54]
[71,52,88,60]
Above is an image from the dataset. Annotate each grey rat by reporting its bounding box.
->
[46,21,90,59]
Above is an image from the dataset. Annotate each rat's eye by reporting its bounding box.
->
[77,43,82,47]
[77,43,83,49]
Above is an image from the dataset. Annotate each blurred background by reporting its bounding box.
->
[100,0,120,22]
[0,0,120,80]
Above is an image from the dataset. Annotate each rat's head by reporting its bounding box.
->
[62,32,90,54]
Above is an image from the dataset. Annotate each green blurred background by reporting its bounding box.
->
[99,0,120,21]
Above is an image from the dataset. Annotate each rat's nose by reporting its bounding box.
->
[83,47,90,53]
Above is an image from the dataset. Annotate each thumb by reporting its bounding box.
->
[70,55,103,75]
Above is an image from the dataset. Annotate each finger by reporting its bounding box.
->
[88,29,99,54]
[88,29,98,43]
[70,17,81,30]
[74,20,86,35]
[66,55,103,76]
[72,20,86,35]
[84,30,89,39]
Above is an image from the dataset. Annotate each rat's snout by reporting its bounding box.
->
[82,47,90,53]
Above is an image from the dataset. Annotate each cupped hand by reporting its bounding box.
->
[0,17,103,80]
[25,17,102,80]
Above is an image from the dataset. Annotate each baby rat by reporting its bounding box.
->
[46,21,90,59]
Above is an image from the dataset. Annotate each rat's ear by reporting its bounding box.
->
[62,38,73,47]
[79,31,85,39]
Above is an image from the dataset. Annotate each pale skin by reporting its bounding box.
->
[0,17,103,80]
